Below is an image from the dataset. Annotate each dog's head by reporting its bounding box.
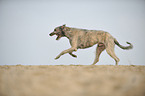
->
[49,24,66,40]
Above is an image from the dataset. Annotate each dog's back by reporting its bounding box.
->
[67,27,108,49]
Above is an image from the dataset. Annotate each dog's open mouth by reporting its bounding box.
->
[49,32,61,40]
[56,34,61,40]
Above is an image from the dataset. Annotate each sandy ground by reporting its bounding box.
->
[0,65,145,96]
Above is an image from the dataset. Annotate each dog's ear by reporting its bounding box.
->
[61,24,66,29]
[62,24,66,27]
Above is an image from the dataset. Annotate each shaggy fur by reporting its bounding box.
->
[49,24,133,65]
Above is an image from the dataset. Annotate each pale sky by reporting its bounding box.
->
[0,0,145,65]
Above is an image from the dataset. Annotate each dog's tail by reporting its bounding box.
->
[114,39,133,50]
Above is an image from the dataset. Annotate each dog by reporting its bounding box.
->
[49,24,133,65]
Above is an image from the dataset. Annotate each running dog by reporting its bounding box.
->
[49,24,133,65]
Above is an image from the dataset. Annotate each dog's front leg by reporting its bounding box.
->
[55,47,77,60]
[69,52,77,58]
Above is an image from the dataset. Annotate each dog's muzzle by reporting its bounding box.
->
[49,31,61,40]
[49,32,55,36]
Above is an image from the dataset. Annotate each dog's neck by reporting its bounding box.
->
[63,27,73,39]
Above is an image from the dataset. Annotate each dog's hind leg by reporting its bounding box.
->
[92,43,105,65]
[106,43,120,65]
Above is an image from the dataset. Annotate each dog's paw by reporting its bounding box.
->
[55,57,59,60]
[55,56,60,60]
[69,53,77,58]
[91,63,96,65]
[71,54,77,58]
[73,55,77,58]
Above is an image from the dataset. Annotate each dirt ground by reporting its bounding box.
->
[0,65,145,96]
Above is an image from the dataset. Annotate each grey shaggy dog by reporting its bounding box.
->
[49,24,133,65]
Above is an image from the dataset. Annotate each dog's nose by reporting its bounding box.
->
[49,32,54,36]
